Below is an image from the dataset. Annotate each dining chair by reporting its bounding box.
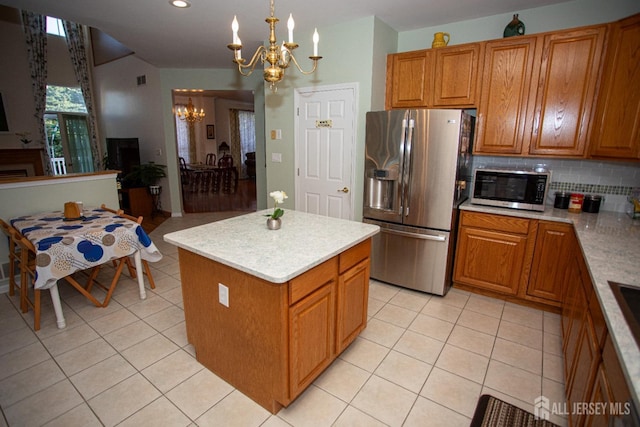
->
[84,205,156,306]
[14,230,41,330]
[206,152,217,166]
[0,218,19,301]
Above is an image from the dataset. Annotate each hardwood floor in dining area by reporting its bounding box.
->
[182,177,257,214]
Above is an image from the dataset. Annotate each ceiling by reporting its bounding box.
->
[1,0,572,69]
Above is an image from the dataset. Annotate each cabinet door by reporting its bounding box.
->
[336,259,369,353]
[590,14,640,160]
[454,226,529,295]
[529,26,606,157]
[431,43,481,107]
[567,312,600,427]
[527,221,574,305]
[386,50,432,109]
[289,281,335,398]
[474,36,539,155]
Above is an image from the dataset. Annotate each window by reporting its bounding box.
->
[46,16,65,37]
[45,85,91,174]
[46,85,87,113]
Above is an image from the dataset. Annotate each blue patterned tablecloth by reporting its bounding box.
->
[11,207,163,290]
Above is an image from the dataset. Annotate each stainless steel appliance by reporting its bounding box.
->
[471,167,551,212]
[363,109,473,295]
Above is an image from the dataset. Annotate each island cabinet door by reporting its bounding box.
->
[288,281,335,399]
[336,258,370,354]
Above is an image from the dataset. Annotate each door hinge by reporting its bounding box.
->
[297,168,300,176]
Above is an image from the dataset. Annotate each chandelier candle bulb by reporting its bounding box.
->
[232,16,239,45]
[287,14,294,43]
[313,28,319,56]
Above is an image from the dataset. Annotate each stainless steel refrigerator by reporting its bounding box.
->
[363,109,474,295]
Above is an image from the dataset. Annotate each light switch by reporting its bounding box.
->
[270,129,282,140]
[271,153,282,162]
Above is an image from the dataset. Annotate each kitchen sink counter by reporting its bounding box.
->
[164,209,379,283]
[460,201,640,409]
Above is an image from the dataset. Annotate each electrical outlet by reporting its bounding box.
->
[218,283,229,307]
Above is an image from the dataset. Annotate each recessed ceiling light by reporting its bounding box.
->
[170,0,191,8]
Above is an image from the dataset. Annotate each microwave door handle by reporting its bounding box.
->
[402,118,415,217]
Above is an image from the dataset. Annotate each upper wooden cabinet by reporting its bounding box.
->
[385,43,481,109]
[385,50,432,109]
[590,13,640,160]
[431,43,482,107]
[475,36,539,154]
[529,26,606,157]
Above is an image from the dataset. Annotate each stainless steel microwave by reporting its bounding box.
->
[471,167,551,212]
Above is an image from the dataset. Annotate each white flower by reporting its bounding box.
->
[268,190,288,220]
[269,190,288,205]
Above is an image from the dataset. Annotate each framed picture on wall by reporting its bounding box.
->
[0,93,9,132]
[206,124,215,139]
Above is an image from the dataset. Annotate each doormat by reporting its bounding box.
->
[470,394,560,427]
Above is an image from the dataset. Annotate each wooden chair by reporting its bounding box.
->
[14,231,41,330]
[85,205,156,306]
[205,152,217,166]
[0,218,20,302]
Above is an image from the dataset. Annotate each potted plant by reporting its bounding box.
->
[124,162,167,191]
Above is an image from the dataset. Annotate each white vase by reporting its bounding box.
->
[266,218,281,230]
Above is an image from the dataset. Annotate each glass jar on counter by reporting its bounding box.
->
[568,193,584,213]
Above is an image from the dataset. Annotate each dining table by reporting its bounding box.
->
[11,207,163,329]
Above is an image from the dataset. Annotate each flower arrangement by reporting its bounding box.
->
[268,190,288,220]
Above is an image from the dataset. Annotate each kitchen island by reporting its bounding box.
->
[163,210,379,413]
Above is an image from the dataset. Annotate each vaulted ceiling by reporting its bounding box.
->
[0,0,571,69]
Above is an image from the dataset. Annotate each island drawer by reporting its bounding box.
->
[289,257,338,305]
[339,239,371,274]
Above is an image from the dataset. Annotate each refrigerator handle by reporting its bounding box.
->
[402,118,415,217]
[380,227,447,242]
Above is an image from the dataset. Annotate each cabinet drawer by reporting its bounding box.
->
[339,239,371,274]
[461,211,531,234]
[289,257,338,305]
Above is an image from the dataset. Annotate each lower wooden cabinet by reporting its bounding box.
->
[527,221,574,306]
[336,258,369,353]
[289,281,335,397]
[561,243,636,427]
[454,211,537,297]
[454,212,576,308]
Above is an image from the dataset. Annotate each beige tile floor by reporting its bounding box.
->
[0,212,568,426]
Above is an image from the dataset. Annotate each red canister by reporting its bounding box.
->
[568,193,584,213]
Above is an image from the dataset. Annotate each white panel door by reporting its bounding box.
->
[295,84,356,220]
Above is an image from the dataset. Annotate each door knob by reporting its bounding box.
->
[338,187,349,193]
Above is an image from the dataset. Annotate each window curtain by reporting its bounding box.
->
[64,114,93,173]
[229,109,255,178]
[174,108,192,163]
[21,11,52,174]
[62,20,101,171]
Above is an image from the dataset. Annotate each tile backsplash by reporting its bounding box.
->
[472,156,640,213]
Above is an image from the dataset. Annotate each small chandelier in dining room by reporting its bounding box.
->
[227,0,322,91]
[175,98,205,124]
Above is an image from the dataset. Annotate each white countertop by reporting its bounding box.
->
[163,209,380,284]
[460,201,640,410]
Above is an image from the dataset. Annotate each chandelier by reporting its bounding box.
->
[175,98,205,124]
[227,0,322,90]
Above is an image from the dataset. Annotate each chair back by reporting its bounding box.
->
[179,157,188,170]
[206,153,217,166]
[218,154,233,168]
